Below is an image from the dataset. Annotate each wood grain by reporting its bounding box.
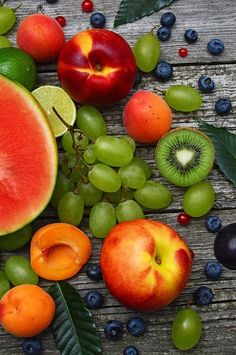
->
[1,0,236,354]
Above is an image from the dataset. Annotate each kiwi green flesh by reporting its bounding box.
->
[155,128,215,187]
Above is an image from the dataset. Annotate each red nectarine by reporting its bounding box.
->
[100,219,193,312]
[57,29,136,106]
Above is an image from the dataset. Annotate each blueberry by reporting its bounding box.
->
[22,338,42,355]
[207,39,224,55]
[198,75,215,93]
[193,286,214,306]
[123,345,139,355]
[157,26,171,42]
[90,12,106,28]
[126,316,146,337]
[205,261,223,280]
[154,61,173,82]
[133,70,142,87]
[215,98,232,115]
[84,290,104,309]
[160,12,176,27]
[184,29,198,43]
[104,320,123,340]
[205,216,222,233]
[86,263,103,281]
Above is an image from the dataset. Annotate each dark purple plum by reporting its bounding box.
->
[214,223,236,269]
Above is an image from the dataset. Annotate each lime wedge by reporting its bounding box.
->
[32,85,76,137]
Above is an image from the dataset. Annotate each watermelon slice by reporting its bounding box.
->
[0,74,58,236]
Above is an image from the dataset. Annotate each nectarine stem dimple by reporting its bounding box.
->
[96,64,103,71]
[155,255,162,265]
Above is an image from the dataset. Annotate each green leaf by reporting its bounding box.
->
[199,121,236,186]
[114,0,175,27]
[49,281,102,355]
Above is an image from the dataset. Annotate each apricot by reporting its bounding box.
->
[123,90,172,144]
[16,14,65,63]
[0,284,55,337]
[30,223,91,281]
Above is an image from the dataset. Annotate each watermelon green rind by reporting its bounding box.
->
[0,74,58,236]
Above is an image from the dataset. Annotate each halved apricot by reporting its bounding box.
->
[30,223,91,280]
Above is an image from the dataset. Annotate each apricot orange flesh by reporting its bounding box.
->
[30,223,92,281]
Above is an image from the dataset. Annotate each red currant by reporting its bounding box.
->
[179,47,188,57]
[81,0,94,13]
[177,212,191,226]
[55,16,66,27]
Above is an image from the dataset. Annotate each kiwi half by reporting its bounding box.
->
[155,127,215,187]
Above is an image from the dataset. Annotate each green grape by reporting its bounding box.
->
[133,32,160,72]
[118,165,146,189]
[183,181,215,217]
[165,85,202,112]
[0,35,11,48]
[88,164,121,193]
[4,256,38,286]
[70,167,82,183]
[67,154,77,168]
[0,271,10,298]
[76,105,107,140]
[78,182,103,206]
[172,309,202,350]
[62,131,88,154]
[115,200,144,223]
[89,202,116,238]
[83,144,96,164]
[57,192,84,226]
[130,156,152,179]
[61,159,71,176]
[94,135,133,167]
[0,6,16,35]
[62,131,78,154]
[50,174,74,208]
[134,180,172,209]
[106,188,134,204]
[0,224,32,250]
[122,135,136,152]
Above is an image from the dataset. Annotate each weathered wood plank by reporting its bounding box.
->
[1,0,236,354]
[7,0,236,65]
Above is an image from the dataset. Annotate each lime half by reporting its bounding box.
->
[32,85,76,137]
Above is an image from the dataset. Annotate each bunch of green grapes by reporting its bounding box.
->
[51,105,173,238]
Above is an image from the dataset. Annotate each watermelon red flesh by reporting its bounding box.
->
[0,75,57,236]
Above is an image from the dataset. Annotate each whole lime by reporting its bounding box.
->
[0,47,37,90]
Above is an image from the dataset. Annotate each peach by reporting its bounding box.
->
[16,14,65,63]
[0,284,55,337]
[30,223,91,281]
[123,90,172,144]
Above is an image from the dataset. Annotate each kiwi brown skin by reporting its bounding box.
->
[155,127,215,187]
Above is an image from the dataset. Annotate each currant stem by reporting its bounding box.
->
[151,25,160,35]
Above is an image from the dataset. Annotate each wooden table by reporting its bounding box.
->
[1,0,236,354]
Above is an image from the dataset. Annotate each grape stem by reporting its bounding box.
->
[52,106,72,130]
[12,3,23,12]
